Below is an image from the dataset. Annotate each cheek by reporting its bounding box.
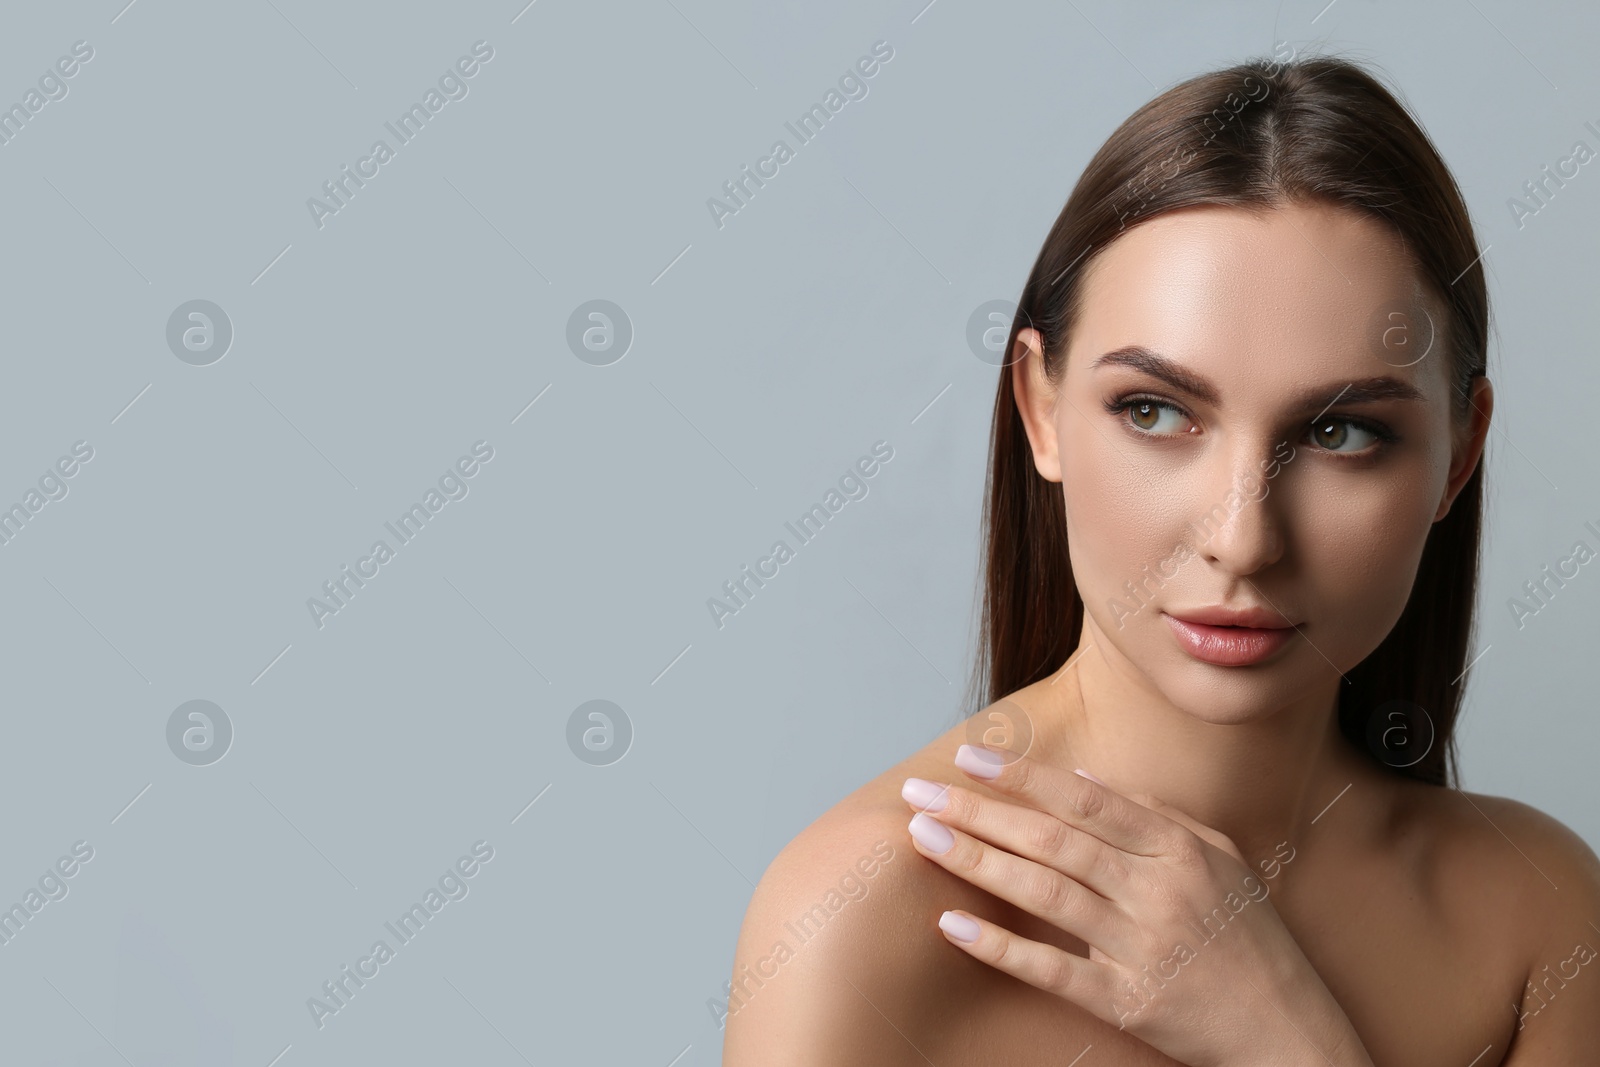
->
[1058,423,1196,621]
[1290,463,1440,657]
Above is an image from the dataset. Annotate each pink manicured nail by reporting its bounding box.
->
[901,777,949,812]
[1074,768,1107,786]
[908,812,954,854]
[955,744,1004,779]
[939,910,980,943]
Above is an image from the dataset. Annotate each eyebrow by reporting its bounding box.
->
[1089,344,1427,412]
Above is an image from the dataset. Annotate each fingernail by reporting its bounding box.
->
[909,812,954,854]
[1074,768,1107,786]
[955,744,1004,780]
[901,777,949,812]
[939,910,980,943]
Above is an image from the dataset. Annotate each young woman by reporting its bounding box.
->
[723,51,1600,1065]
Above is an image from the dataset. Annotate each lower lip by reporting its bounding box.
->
[1162,614,1296,666]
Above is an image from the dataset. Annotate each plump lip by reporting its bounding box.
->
[1162,612,1298,666]
[1165,604,1295,629]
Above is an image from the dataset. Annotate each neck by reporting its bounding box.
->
[1030,619,1379,868]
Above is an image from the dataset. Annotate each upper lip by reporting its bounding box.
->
[1165,605,1296,629]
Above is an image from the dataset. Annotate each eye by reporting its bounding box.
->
[1113,397,1195,436]
[1307,417,1392,454]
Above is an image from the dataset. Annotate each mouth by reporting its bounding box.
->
[1161,613,1298,667]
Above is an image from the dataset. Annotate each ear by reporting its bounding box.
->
[1011,327,1063,483]
[1435,375,1493,523]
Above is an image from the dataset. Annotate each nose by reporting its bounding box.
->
[1191,450,1285,576]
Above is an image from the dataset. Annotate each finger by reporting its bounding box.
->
[907,811,1137,957]
[953,745,1184,859]
[933,908,1121,1022]
[902,776,1126,899]
[1134,792,1246,866]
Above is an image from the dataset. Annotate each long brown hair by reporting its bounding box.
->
[968,52,1489,787]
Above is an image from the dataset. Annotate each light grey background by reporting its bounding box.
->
[0,0,1594,1063]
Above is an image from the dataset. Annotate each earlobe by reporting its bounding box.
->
[1434,376,1494,523]
[1010,327,1063,483]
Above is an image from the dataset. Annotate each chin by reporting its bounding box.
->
[1155,671,1308,725]
[1129,620,1339,722]
[1160,621,1389,725]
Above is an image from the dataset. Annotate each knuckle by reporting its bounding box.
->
[1166,830,1208,872]
[1074,783,1108,821]
[990,928,1024,972]
[942,830,982,875]
[1024,814,1072,862]
[1005,755,1037,793]
[1026,871,1076,919]
[966,839,1010,885]
[1036,950,1072,994]
[1109,973,1144,1016]
[943,784,975,822]
[1092,842,1130,885]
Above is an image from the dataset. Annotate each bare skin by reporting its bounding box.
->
[722,202,1600,1064]
[723,680,1600,1064]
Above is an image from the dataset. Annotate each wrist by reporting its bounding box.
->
[1236,955,1373,1067]
[1238,1029,1372,1067]
[1319,1028,1376,1067]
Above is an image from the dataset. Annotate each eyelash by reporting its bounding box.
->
[1102,393,1401,455]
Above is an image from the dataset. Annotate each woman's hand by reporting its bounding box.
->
[901,745,1374,1067]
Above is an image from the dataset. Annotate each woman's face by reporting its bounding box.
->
[1013,200,1492,722]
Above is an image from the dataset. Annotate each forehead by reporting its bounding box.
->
[1070,201,1442,391]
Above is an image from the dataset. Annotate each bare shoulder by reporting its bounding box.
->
[1398,781,1600,1042]
[1405,783,1600,914]
[720,728,1002,1066]
[1445,788,1600,1055]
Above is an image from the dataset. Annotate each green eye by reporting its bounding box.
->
[1308,419,1386,453]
